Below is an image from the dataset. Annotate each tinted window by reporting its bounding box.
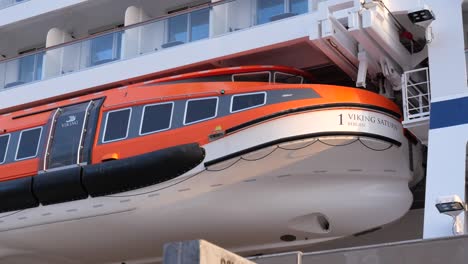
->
[0,134,9,164]
[103,108,131,143]
[231,93,266,112]
[274,72,304,84]
[190,8,210,41]
[140,103,173,135]
[257,0,284,24]
[290,0,308,14]
[168,13,188,42]
[232,72,270,82]
[16,127,42,160]
[90,31,122,66]
[185,98,218,125]
[168,8,209,43]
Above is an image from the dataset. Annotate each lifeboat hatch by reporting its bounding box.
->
[33,99,103,205]
[42,99,103,171]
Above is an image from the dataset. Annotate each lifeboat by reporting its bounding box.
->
[0,65,419,261]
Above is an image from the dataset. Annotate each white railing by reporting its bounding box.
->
[0,0,310,90]
[402,67,431,122]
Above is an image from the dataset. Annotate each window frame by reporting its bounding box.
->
[231,71,271,83]
[89,31,123,67]
[189,7,210,41]
[139,102,175,136]
[0,133,10,164]
[273,71,304,84]
[183,97,219,125]
[167,7,210,43]
[230,91,267,113]
[102,107,132,144]
[15,127,43,161]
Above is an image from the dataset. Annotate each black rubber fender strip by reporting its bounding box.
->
[33,166,88,206]
[82,143,205,197]
[0,176,39,213]
[205,131,400,167]
[225,103,401,135]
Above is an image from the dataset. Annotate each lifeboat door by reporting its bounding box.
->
[42,99,102,171]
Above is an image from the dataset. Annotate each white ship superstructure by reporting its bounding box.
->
[0,0,466,263]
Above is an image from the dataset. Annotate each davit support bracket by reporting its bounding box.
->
[312,0,419,92]
[356,50,368,88]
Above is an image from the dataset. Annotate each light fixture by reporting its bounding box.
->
[436,195,466,235]
[436,202,465,213]
[407,7,436,43]
[408,9,435,26]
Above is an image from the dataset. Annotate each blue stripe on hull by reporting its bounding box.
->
[430,96,468,129]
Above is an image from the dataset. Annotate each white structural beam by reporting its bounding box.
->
[124,6,150,26]
[423,0,468,238]
[43,28,74,79]
[360,5,411,69]
[425,0,467,101]
[347,7,403,90]
[123,6,151,59]
[311,0,360,80]
[310,18,359,79]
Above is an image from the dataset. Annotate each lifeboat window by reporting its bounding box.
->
[232,72,271,83]
[140,102,174,135]
[184,97,218,125]
[231,92,267,113]
[103,108,132,143]
[15,127,42,161]
[274,72,303,84]
[0,134,10,164]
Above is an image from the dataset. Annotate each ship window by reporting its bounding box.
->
[167,8,209,44]
[168,13,188,43]
[191,8,210,41]
[0,134,10,164]
[184,97,218,125]
[274,72,303,84]
[232,72,271,82]
[18,52,44,84]
[257,0,284,24]
[16,127,42,161]
[290,0,308,14]
[103,108,132,143]
[89,30,123,67]
[257,0,308,25]
[140,102,174,135]
[231,92,267,113]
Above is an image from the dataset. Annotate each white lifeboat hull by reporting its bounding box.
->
[0,107,414,263]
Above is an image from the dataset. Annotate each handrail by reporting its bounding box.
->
[402,67,431,121]
[0,0,234,64]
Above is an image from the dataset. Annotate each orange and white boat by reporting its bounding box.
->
[0,65,420,262]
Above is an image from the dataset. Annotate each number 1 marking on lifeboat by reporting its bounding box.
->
[338,114,343,125]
